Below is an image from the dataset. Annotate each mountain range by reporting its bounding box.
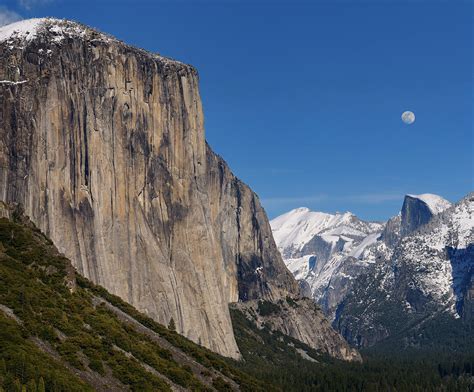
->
[271,192,473,348]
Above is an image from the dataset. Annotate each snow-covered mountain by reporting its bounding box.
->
[271,193,461,322]
[272,192,473,349]
[270,208,384,318]
[335,193,473,348]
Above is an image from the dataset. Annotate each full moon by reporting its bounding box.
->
[401,111,415,124]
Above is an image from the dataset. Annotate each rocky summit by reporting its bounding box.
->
[0,18,358,361]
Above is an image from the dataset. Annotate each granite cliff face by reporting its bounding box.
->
[400,194,451,237]
[0,18,357,360]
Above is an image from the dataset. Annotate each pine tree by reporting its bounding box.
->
[13,379,22,392]
[38,377,45,392]
[27,379,37,392]
[168,317,176,331]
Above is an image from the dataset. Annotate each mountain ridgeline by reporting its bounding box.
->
[0,18,358,361]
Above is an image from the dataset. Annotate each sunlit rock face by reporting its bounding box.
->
[0,18,358,361]
[0,18,301,359]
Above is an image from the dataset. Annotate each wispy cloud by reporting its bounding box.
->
[0,7,22,27]
[339,192,404,204]
[261,192,404,208]
[0,0,56,27]
[18,0,53,10]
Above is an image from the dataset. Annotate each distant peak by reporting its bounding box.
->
[405,193,452,215]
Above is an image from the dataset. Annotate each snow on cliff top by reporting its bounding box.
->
[0,18,187,67]
[0,18,108,44]
[0,18,47,43]
[407,193,452,214]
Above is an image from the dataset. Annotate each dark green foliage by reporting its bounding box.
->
[0,314,92,391]
[168,317,176,331]
[0,216,269,392]
[257,300,280,316]
[285,296,298,308]
[212,376,233,391]
[87,357,104,375]
[78,276,270,392]
[228,307,474,391]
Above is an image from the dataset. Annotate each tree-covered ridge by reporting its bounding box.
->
[228,306,474,391]
[0,211,266,392]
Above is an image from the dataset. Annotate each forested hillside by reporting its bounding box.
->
[229,307,474,391]
[0,208,266,391]
[0,207,473,391]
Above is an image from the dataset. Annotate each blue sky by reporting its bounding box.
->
[1,0,472,221]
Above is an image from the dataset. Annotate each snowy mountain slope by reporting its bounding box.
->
[335,193,474,348]
[406,193,452,215]
[271,192,469,326]
[395,194,473,311]
[270,209,384,317]
[271,209,382,258]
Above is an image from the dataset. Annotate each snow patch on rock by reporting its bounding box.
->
[407,193,452,215]
[0,18,47,43]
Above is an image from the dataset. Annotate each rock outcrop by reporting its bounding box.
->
[400,194,451,237]
[233,298,362,362]
[0,18,356,360]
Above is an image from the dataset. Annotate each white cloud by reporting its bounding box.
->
[0,7,22,27]
[261,192,404,208]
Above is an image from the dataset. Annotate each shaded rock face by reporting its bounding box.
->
[400,196,433,237]
[0,19,302,359]
[463,274,474,321]
[319,256,367,316]
[379,215,401,248]
[300,235,336,264]
[233,299,362,362]
[448,244,474,316]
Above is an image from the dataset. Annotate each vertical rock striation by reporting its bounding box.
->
[0,19,357,360]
